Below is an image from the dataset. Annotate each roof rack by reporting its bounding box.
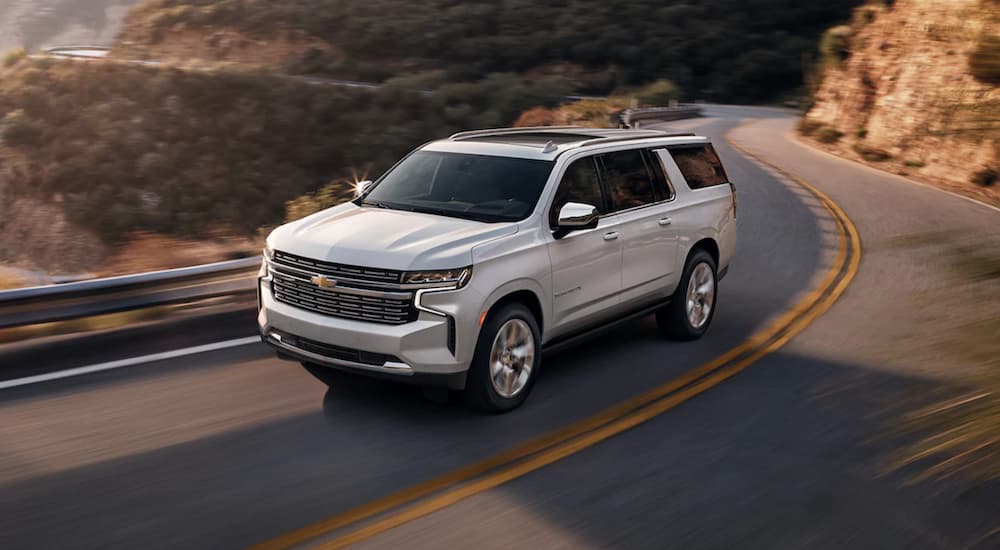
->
[449,126,587,140]
[576,132,697,147]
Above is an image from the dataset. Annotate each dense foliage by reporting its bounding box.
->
[0,59,569,241]
[119,0,862,101]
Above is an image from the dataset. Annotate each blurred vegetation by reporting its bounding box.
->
[820,25,853,66]
[117,0,863,102]
[514,97,632,128]
[634,79,681,107]
[0,59,569,242]
[283,181,354,222]
[969,34,1000,84]
[971,166,997,187]
[3,49,27,68]
[816,126,844,143]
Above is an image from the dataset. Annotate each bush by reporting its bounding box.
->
[633,79,681,107]
[0,60,571,241]
[903,159,925,168]
[285,181,354,221]
[514,106,559,127]
[969,35,1000,84]
[0,109,43,146]
[820,25,853,65]
[856,127,868,139]
[971,167,997,187]
[3,48,26,67]
[797,118,823,136]
[817,126,844,143]
[853,143,892,161]
[116,0,862,103]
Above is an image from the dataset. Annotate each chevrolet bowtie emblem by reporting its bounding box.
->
[310,275,337,288]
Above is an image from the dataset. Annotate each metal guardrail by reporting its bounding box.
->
[0,257,261,329]
[619,106,703,127]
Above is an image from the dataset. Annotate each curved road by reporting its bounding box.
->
[1,108,998,549]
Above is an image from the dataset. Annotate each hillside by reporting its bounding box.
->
[802,0,999,204]
[112,0,862,102]
[0,0,141,51]
[0,56,569,275]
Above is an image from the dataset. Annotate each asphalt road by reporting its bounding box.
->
[1,108,998,549]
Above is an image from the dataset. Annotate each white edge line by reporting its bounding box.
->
[785,128,1000,215]
[0,336,262,390]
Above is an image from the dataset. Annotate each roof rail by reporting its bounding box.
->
[449,126,586,140]
[576,132,697,147]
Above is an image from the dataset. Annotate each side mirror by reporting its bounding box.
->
[554,202,599,239]
[354,180,374,198]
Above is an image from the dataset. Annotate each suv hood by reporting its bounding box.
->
[268,203,517,271]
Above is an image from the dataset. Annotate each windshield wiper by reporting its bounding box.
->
[361,199,395,209]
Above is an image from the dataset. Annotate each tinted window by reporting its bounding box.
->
[670,145,728,189]
[600,149,656,211]
[550,157,605,228]
[644,150,674,201]
[365,151,554,222]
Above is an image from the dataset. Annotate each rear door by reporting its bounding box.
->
[597,148,680,307]
[660,143,737,272]
[546,156,624,336]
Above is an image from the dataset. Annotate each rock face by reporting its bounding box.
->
[806,0,998,189]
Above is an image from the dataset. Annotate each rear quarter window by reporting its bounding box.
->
[669,145,728,189]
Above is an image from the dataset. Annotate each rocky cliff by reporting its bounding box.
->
[804,0,998,203]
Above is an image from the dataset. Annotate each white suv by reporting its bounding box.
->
[259,127,736,412]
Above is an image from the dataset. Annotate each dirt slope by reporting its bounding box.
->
[804,0,998,204]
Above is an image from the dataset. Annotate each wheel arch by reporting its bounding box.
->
[687,237,720,268]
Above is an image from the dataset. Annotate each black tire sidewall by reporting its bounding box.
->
[659,250,717,340]
[465,303,541,412]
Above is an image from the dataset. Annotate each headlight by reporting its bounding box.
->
[263,244,274,262]
[403,267,472,288]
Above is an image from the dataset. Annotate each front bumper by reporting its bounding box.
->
[257,276,481,388]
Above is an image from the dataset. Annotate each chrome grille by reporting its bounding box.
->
[273,250,403,284]
[270,252,415,325]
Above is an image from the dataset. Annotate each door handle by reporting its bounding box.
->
[603,231,619,241]
[658,217,673,226]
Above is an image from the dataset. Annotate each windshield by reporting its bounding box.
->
[362,151,554,222]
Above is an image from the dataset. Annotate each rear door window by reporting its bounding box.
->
[669,145,728,189]
[550,157,606,228]
[643,149,674,201]
[599,149,656,211]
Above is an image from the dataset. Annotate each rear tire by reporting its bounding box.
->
[657,249,717,341]
[464,303,541,413]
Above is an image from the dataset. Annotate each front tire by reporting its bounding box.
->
[657,249,717,340]
[464,303,541,413]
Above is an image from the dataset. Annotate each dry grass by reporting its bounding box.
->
[514,97,632,129]
[888,245,1000,482]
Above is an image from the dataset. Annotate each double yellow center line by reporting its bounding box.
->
[251,138,862,550]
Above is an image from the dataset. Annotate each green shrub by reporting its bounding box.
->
[820,25,853,65]
[3,48,26,67]
[971,167,997,187]
[853,143,892,161]
[856,127,868,139]
[903,159,925,168]
[969,35,1000,84]
[284,181,354,221]
[0,60,571,241]
[115,0,863,103]
[798,118,823,136]
[817,126,844,143]
[633,79,681,107]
